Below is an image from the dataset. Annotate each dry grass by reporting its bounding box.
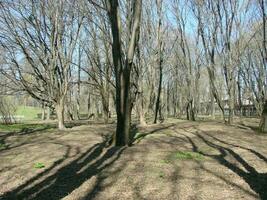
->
[0,119,266,200]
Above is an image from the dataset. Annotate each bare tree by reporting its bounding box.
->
[259,0,267,132]
[0,0,84,129]
[105,0,142,145]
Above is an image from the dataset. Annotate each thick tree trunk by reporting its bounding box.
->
[106,0,141,146]
[260,100,267,132]
[55,99,65,130]
[115,69,131,145]
[186,100,195,121]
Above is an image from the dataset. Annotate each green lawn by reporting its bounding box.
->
[0,123,53,132]
[15,106,42,121]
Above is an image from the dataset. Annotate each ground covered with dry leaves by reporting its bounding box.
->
[0,119,266,200]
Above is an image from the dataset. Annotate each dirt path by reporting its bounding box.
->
[0,120,266,200]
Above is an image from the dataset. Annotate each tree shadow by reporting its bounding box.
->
[184,130,267,199]
[240,124,264,134]
[203,132,267,164]
[130,123,176,145]
[0,125,54,153]
[2,135,126,200]
[83,147,130,200]
[0,120,114,153]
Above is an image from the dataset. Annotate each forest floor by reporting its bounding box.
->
[0,118,267,200]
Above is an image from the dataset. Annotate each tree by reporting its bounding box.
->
[153,0,164,124]
[105,0,142,145]
[259,0,267,132]
[0,0,84,129]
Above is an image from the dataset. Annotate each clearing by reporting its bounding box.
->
[0,119,266,200]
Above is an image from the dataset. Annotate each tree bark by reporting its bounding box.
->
[186,100,195,121]
[260,101,267,132]
[154,61,163,123]
[55,99,65,130]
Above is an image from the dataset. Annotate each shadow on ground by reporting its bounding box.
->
[180,127,267,200]
[1,134,125,200]
[130,123,176,145]
[1,121,267,200]
[0,125,53,153]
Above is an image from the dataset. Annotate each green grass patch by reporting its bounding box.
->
[16,106,42,121]
[34,162,45,169]
[163,151,204,163]
[0,123,53,132]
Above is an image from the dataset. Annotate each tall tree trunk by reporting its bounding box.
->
[153,0,163,124]
[87,78,91,119]
[55,98,65,130]
[76,45,81,120]
[259,0,267,132]
[106,0,142,146]
[186,100,195,121]
[260,100,267,132]
[154,62,162,124]
[115,67,131,145]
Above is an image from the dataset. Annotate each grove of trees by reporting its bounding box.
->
[0,0,266,145]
